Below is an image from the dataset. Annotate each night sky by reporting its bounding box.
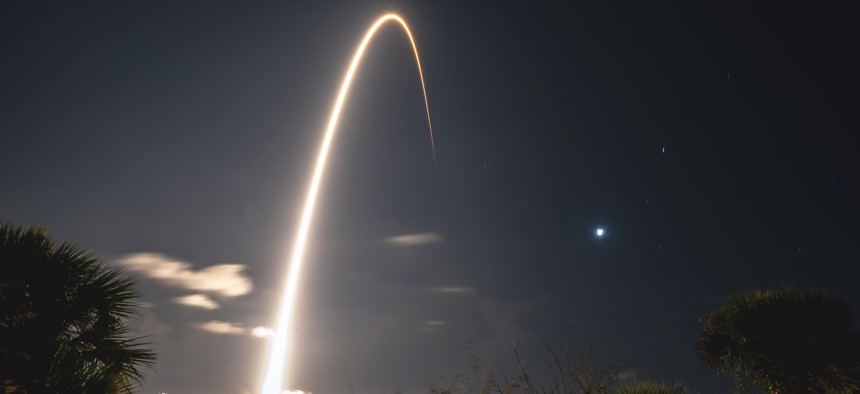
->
[2,1,859,393]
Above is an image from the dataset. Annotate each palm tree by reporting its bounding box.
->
[0,223,155,393]
[697,287,860,393]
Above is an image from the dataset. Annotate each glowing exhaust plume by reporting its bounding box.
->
[258,14,434,394]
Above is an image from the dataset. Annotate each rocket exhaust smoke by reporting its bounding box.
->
[258,14,435,394]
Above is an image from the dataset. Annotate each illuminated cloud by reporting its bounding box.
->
[197,321,247,335]
[115,253,252,297]
[196,321,274,339]
[174,294,219,310]
[251,326,275,338]
[383,232,444,246]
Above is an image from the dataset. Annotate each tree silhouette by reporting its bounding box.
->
[697,287,860,393]
[425,341,692,394]
[0,223,155,393]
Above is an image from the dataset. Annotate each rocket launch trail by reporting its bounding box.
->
[258,14,435,394]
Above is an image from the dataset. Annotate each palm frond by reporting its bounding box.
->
[1,222,156,393]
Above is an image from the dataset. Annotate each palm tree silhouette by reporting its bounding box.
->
[697,287,860,393]
[1,223,155,393]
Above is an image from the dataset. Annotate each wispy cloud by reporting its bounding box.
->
[429,286,476,294]
[114,253,252,297]
[479,297,551,342]
[196,321,273,339]
[197,321,247,335]
[418,320,447,332]
[382,232,444,246]
[174,294,219,310]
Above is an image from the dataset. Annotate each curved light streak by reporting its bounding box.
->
[259,14,434,394]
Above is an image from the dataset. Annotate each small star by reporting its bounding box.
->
[595,228,605,237]
[661,146,666,154]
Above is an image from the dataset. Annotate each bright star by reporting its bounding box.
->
[596,228,604,237]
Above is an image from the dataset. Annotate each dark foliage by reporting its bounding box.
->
[0,223,155,393]
[697,287,860,393]
[426,342,691,394]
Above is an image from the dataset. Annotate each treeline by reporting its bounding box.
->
[427,288,860,394]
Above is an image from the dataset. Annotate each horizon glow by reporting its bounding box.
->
[258,14,434,394]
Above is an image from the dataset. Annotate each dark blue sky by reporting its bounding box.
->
[2,1,859,393]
